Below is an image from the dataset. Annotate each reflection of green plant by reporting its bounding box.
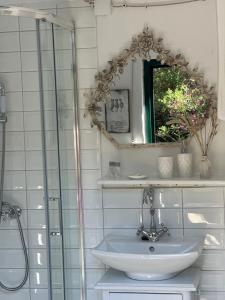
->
[154,67,218,155]
[153,66,214,145]
[157,124,188,143]
[153,66,189,142]
[154,66,184,101]
[160,84,208,117]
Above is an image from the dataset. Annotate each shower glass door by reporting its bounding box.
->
[37,19,66,300]
[37,19,81,300]
[52,24,81,300]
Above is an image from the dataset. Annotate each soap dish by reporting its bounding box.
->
[128,174,148,180]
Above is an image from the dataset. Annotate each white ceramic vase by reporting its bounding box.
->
[158,156,174,179]
[177,153,192,178]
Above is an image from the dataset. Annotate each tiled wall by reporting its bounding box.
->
[0,1,97,300]
[0,13,50,300]
[60,2,225,300]
[56,3,104,300]
[85,186,225,300]
[1,1,225,300]
[74,5,225,300]
[72,179,225,300]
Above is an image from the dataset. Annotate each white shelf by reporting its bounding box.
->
[97,177,225,188]
[95,268,200,292]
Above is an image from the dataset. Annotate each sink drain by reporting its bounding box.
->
[149,246,155,252]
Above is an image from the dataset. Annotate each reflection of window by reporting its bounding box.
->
[144,59,169,143]
[143,60,187,143]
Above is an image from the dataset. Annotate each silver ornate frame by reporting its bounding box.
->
[86,27,217,149]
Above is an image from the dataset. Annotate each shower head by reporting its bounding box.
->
[0,82,6,122]
[0,82,5,96]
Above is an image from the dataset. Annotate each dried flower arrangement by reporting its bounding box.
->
[86,26,218,149]
[159,81,218,156]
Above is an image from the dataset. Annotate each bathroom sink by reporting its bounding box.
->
[92,235,203,280]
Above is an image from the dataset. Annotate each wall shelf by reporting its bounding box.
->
[97,177,225,188]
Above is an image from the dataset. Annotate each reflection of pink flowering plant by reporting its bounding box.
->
[160,84,218,155]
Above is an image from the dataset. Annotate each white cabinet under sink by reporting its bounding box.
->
[95,268,200,300]
[109,293,182,300]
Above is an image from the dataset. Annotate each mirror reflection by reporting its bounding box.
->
[101,54,206,145]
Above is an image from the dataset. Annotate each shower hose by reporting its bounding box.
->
[0,122,29,291]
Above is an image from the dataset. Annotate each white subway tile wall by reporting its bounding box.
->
[102,188,225,300]
[0,2,97,300]
[0,12,47,300]
[0,2,224,300]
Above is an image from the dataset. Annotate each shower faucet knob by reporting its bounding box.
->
[1,202,22,221]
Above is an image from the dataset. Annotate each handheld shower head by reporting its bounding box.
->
[0,82,6,122]
[0,82,5,96]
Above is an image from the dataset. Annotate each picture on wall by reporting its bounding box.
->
[105,89,130,133]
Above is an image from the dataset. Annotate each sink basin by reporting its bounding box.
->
[92,235,203,280]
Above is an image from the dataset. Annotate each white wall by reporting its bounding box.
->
[57,1,225,300]
[97,0,225,178]
[94,1,225,300]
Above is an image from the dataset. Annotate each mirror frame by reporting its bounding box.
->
[86,27,217,149]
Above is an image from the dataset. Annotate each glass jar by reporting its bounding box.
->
[108,161,121,178]
[200,155,211,179]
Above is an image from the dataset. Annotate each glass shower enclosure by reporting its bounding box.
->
[0,7,85,300]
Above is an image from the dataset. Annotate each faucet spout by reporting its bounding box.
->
[150,208,156,233]
[136,187,169,242]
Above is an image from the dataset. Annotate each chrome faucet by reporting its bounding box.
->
[137,187,169,242]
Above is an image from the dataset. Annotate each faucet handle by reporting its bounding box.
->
[136,224,144,236]
[150,208,155,216]
[160,223,169,233]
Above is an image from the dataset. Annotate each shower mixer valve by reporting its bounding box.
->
[0,202,22,222]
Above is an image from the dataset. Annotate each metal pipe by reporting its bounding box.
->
[71,29,87,300]
[0,123,6,221]
[36,19,53,300]
[51,23,66,300]
[112,0,206,8]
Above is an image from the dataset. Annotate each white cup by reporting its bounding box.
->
[158,156,174,179]
[177,153,192,178]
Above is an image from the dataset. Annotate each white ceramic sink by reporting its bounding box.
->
[92,235,203,280]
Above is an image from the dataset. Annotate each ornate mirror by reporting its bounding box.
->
[86,27,217,149]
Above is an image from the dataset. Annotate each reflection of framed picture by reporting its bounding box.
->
[105,89,130,133]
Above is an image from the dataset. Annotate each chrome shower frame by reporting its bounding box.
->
[0,6,86,300]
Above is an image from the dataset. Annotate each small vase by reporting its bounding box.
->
[177,153,192,178]
[200,155,211,179]
[158,156,174,179]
